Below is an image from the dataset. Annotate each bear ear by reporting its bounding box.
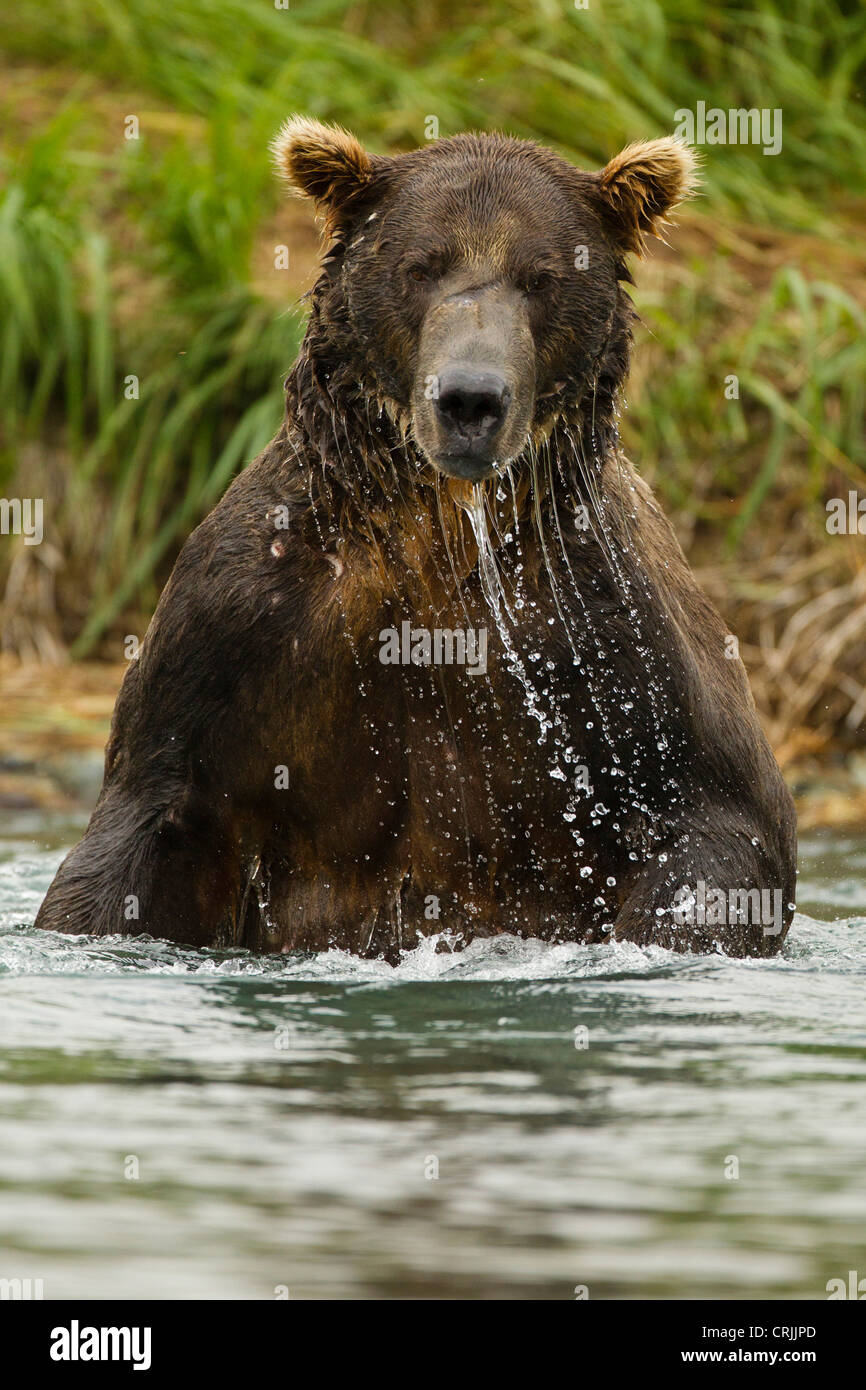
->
[594,137,697,255]
[271,116,381,225]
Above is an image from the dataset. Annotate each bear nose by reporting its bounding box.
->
[435,367,510,442]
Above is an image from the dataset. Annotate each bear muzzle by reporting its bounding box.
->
[432,365,512,479]
[412,279,536,480]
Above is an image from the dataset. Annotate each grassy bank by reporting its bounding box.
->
[0,0,864,749]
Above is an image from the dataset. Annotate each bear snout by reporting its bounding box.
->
[433,365,511,474]
[412,281,536,480]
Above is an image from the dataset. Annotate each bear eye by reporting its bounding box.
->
[407,263,435,284]
[521,270,555,295]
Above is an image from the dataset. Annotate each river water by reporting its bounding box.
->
[1,812,864,1300]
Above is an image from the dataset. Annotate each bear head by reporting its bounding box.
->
[273,119,696,484]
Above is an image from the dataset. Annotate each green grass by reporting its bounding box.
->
[4,0,865,217]
[0,0,864,666]
[632,264,866,541]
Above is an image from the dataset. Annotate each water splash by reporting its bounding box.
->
[462,482,551,741]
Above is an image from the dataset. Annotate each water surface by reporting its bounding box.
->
[1,813,864,1299]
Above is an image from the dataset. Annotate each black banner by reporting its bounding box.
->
[5,1299,860,1375]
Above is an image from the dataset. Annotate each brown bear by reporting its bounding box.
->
[35,120,797,959]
